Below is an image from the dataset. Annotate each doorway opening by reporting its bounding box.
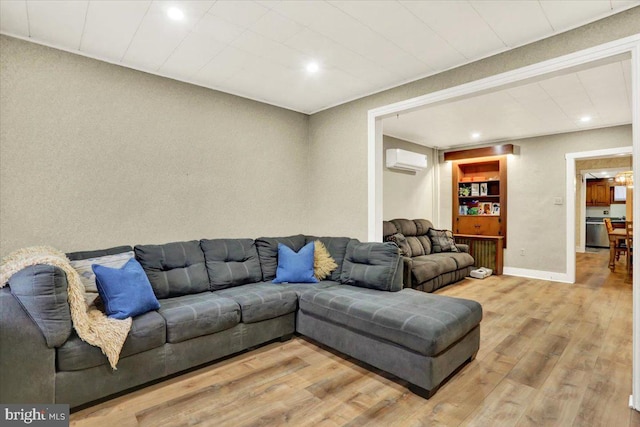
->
[368,34,640,409]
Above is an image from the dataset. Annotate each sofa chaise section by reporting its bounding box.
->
[297,286,482,397]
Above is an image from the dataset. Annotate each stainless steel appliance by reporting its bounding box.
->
[585,217,627,248]
[586,217,609,248]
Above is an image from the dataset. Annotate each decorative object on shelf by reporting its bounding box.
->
[459,185,471,197]
[471,183,479,196]
[615,170,634,188]
[491,203,500,215]
[480,202,492,215]
[480,183,488,196]
[459,205,468,215]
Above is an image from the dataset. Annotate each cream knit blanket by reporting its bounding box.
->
[0,246,132,369]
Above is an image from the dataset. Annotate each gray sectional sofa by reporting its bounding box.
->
[0,234,482,408]
[383,219,475,292]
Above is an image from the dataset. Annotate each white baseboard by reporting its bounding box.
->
[576,246,585,253]
[502,267,573,283]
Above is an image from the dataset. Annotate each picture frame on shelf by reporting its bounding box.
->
[471,183,479,197]
[480,183,488,196]
[480,202,492,215]
[491,203,500,215]
[459,205,468,215]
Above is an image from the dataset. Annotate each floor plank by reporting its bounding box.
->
[70,249,638,426]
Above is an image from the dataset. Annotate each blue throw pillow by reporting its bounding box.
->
[272,242,319,284]
[93,258,160,319]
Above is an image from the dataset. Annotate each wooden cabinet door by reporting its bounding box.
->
[456,216,502,236]
[594,182,608,205]
[586,182,594,206]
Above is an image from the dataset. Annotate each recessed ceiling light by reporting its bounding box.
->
[306,62,319,73]
[471,132,481,139]
[167,7,184,21]
[580,116,591,123]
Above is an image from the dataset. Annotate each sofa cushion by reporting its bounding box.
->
[135,241,209,298]
[416,235,433,255]
[413,219,433,236]
[298,286,482,357]
[428,229,459,253]
[391,218,418,236]
[200,239,262,290]
[93,258,161,320]
[255,235,306,281]
[157,293,240,343]
[410,253,474,285]
[269,280,339,296]
[382,221,398,238]
[67,245,133,261]
[340,241,402,292]
[405,236,425,257]
[273,242,318,284]
[215,283,298,323]
[410,258,446,284]
[385,233,411,257]
[427,252,475,269]
[70,251,134,305]
[57,310,166,371]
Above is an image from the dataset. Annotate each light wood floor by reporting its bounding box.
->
[71,250,639,426]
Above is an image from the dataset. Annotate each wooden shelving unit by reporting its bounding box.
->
[452,156,507,247]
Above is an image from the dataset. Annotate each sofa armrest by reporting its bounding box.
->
[455,243,470,253]
[0,288,56,403]
[401,256,413,288]
[8,265,72,348]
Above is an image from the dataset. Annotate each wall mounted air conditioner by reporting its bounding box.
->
[386,149,427,172]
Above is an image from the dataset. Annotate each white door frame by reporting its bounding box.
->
[367,33,640,409]
[567,148,633,269]
[577,165,632,253]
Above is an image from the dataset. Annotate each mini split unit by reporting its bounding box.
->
[386,149,428,172]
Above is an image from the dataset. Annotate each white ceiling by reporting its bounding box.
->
[383,58,633,149]
[0,1,638,114]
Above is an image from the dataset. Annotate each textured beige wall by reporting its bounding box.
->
[0,35,309,256]
[307,7,639,259]
[382,136,436,222]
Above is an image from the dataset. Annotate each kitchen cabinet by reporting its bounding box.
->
[586,179,609,206]
[452,156,507,246]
